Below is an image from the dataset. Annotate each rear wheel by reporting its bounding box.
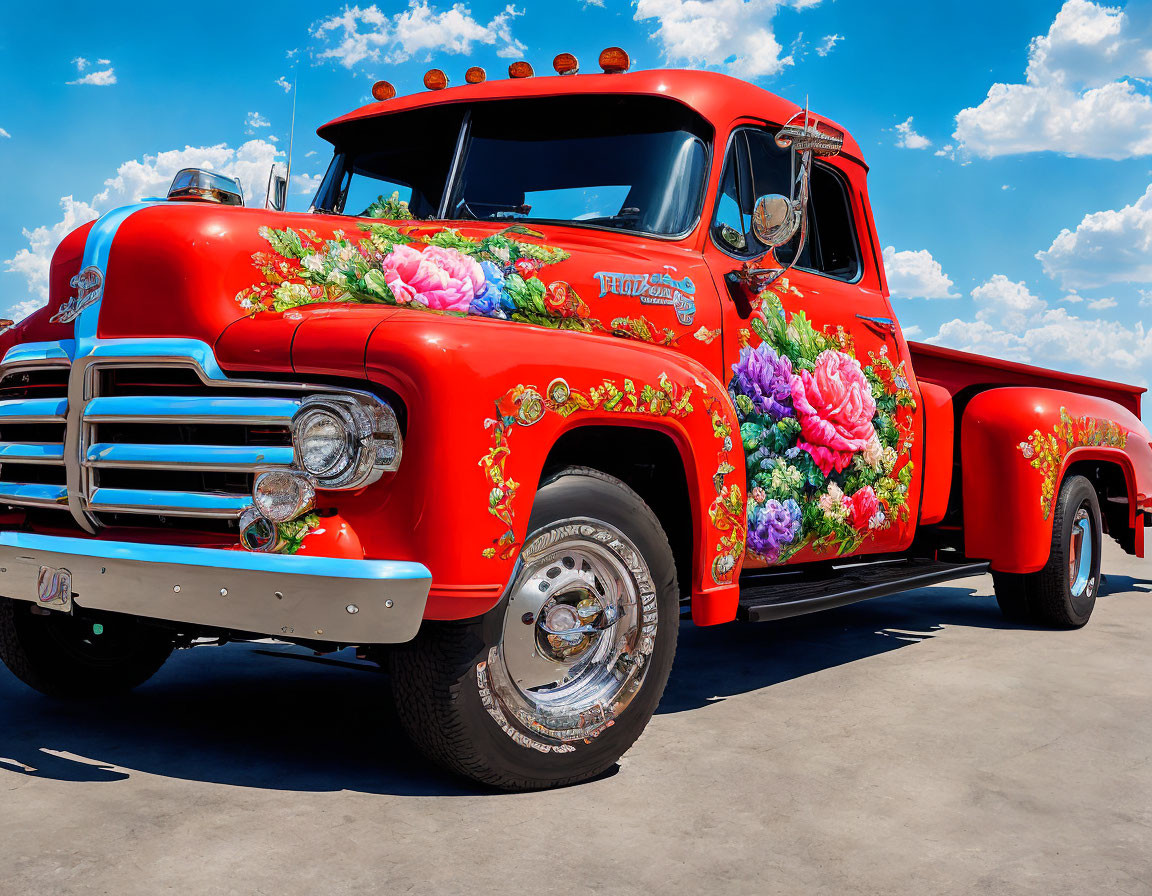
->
[0,600,174,698]
[992,475,1102,628]
[389,467,679,790]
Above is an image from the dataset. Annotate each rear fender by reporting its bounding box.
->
[961,387,1152,573]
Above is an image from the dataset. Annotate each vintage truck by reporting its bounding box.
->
[1,50,1150,790]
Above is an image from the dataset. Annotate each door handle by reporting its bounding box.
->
[856,314,897,333]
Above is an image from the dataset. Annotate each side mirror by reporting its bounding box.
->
[266,167,288,211]
[752,194,800,247]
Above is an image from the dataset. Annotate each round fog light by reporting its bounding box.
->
[253,470,316,523]
[240,508,282,553]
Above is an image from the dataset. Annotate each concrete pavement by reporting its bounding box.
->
[1,537,1149,895]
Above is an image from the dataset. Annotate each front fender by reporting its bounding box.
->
[358,313,745,623]
[962,387,1152,573]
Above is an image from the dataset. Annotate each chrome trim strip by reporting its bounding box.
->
[84,395,301,424]
[0,532,432,644]
[85,442,294,471]
[0,482,69,508]
[0,398,67,421]
[0,442,65,463]
[87,487,252,518]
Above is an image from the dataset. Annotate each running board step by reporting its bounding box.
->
[737,559,991,623]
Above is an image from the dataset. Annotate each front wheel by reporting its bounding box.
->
[0,599,175,698]
[389,467,679,790]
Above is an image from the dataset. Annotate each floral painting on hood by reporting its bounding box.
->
[728,279,917,563]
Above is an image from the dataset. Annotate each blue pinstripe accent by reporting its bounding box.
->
[0,531,432,581]
[75,203,157,347]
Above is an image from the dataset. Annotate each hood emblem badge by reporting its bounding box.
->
[52,265,104,324]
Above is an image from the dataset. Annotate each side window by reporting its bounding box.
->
[712,127,860,281]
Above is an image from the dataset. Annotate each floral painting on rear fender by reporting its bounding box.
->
[1018,409,1128,519]
[723,275,917,563]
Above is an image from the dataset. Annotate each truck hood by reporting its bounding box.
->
[22,203,713,373]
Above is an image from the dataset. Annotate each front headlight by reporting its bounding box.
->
[291,393,402,489]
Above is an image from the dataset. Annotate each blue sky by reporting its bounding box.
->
[2,0,1150,387]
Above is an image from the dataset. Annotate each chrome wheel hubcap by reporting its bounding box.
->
[486,518,659,743]
[1068,506,1095,599]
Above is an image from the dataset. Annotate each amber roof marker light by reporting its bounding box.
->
[423,69,449,90]
[465,66,487,84]
[508,60,535,78]
[553,53,579,75]
[598,47,630,73]
[371,80,396,101]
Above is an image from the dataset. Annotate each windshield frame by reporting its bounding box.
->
[311,94,715,242]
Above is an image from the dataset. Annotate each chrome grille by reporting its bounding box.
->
[0,363,69,510]
[0,345,340,530]
[80,363,303,522]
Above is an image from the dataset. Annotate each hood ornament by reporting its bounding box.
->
[51,265,104,324]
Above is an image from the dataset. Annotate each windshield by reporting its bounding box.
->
[313,95,712,237]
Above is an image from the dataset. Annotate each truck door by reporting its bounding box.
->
[702,124,923,569]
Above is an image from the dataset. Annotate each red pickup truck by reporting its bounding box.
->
[2,52,1149,790]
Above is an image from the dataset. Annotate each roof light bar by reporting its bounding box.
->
[598,47,630,73]
[508,60,534,79]
[423,69,449,90]
[371,80,396,101]
[465,66,487,84]
[553,52,579,75]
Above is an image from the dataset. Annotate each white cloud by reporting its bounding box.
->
[934,143,954,159]
[275,76,292,92]
[68,68,117,86]
[634,0,818,79]
[816,33,842,56]
[0,128,9,139]
[72,56,89,71]
[3,196,100,305]
[4,298,46,324]
[96,58,110,66]
[313,2,525,68]
[882,247,958,299]
[246,111,271,131]
[895,116,931,150]
[954,0,1152,159]
[928,307,1152,383]
[305,150,317,157]
[1036,183,1152,288]
[293,172,325,195]
[3,140,281,317]
[926,272,1152,386]
[971,274,1046,330]
[582,0,605,5]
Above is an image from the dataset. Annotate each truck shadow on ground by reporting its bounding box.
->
[0,579,1144,796]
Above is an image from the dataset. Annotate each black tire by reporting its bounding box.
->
[992,572,1033,622]
[992,475,1102,628]
[0,599,174,698]
[389,467,680,790]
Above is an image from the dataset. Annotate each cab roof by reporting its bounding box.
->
[317,68,865,165]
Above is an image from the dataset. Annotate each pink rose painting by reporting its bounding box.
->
[727,287,916,566]
[790,350,878,476]
[380,244,485,312]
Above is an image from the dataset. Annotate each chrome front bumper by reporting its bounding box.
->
[0,532,431,644]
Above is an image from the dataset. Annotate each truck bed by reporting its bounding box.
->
[908,342,1147,418]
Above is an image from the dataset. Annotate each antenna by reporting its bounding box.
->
[284,71,298,204]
